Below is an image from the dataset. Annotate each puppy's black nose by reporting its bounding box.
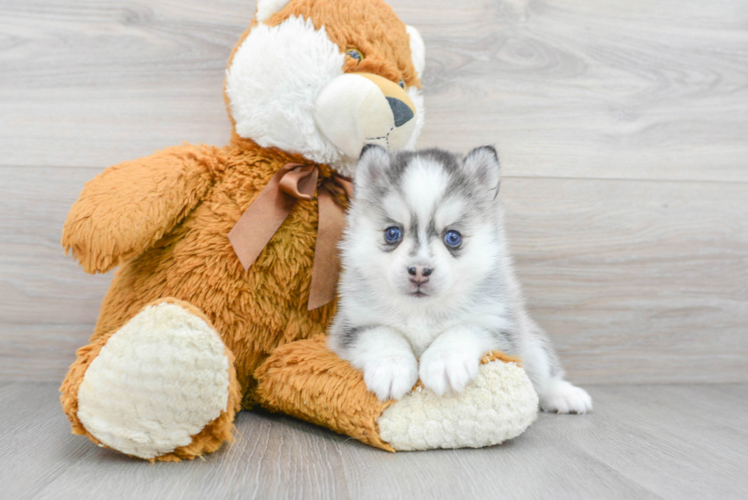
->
[387,97,414,127]
[408,265,432,284]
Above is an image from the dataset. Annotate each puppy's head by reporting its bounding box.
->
[343,145,503,307]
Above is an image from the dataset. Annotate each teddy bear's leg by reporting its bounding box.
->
[254,335,396,450]
[254,336,539,451]
[60,298,241,462]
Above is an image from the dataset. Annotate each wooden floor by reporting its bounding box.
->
[1,383,746,500]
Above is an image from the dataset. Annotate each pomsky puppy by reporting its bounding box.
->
[328,145,592,414]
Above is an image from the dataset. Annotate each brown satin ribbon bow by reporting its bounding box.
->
[228,163,353,311]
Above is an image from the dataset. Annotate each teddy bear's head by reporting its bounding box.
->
[224,0,425,175]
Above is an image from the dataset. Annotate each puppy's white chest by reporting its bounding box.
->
[401,318,441,358]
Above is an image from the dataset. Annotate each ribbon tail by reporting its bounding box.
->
[228,170,298,271]
[308,188,346,310]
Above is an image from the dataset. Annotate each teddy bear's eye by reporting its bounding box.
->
[346,48,364,65]
[399,80,405,89]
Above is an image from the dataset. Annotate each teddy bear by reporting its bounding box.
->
[59,0,538,461]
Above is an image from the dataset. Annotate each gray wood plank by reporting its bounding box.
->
[3,383,747,500]
[0,383,102,500]
[414,0,748,182]
[609,384,748,434]
[559,385,748,499]
[505,177,748,385]
[0,324,93,381]
[0,382,352,500]
[1,0,747,182]
[0,0,243,168]
[0,165,108,381]
[32,411,351,500]
[0,167,112,327]
[2,166,746,384]
[335,424,659,500]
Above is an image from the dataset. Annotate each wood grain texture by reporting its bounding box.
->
[0,0,244,168]
[413,0,748,182]
[2,383,747,499]
[1,0,747,384]
[1,0,747,181]
[505,177,748,384]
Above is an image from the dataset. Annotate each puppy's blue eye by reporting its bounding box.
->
[444,230,462,248]
[384,227,402,243]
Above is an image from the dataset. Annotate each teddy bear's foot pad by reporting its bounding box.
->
[76,301,231,459]
[377,359,539,451]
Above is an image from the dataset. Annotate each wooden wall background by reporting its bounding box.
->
[1,0,746,384]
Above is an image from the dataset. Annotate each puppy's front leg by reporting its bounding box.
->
[341,326,419,402]
[419,326,496,396]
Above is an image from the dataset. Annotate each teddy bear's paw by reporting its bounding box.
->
[76,301,232,459]
[377,359,539,451]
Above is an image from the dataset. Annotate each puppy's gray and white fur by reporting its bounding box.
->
[329,145,592,413]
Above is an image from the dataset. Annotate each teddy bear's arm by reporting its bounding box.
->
[62,144,226,274]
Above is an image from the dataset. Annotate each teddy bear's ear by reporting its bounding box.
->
[256,0,292,23]
[406,25,425,79]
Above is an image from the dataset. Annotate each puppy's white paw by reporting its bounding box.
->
[539,380,593,414]
[363,354,419,401]
[419,346,479,396]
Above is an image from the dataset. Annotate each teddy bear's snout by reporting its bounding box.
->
[313,72,418,160]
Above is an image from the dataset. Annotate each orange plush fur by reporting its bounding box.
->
[255,339,523,453]
[60,0,421,460]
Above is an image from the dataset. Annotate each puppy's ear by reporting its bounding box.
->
[355,144,390,192]
[464,146,501,198]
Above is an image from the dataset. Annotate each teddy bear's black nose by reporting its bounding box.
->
[386,97,414,127]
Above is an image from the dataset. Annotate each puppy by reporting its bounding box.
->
[329,145,592,414]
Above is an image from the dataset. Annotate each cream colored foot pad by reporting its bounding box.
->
[77,302,230,459]
[378,360,538,451]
